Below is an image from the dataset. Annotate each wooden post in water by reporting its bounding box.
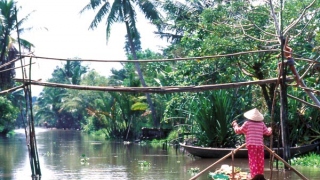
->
[15,6,41,177]
[279,37,290,164]
[25,56,42,177]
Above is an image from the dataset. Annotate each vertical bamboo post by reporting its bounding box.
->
[231,151,235,180]
[279,37,290,164]
[28,56,41,176]
[279,0,290,162]
[15,6,41,177]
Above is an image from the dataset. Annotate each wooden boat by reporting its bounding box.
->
[180,143,320,158]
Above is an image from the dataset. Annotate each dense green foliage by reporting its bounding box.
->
[0,96,19,134]
[0,0,33,90]
[0,0,33,135]
[290,152,320,168]
[32,0,320,146]
[0,0,319,147]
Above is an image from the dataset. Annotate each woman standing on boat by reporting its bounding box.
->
[232,108,272,179]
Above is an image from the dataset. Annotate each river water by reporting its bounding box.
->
[0,128,319,180]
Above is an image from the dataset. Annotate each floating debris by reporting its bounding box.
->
[188,167,200,174]
[208,164,247,180]
[80,154,90,165]
[138,160,151,168]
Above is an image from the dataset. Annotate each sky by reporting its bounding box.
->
[15,0,169,96]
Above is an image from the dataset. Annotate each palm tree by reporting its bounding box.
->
[35,87,65,127]
[80,0,162,127]
[0,0,34,90]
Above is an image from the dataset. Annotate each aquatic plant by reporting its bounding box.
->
[138,141,147,146]
[290,152,320,167]
[42,151,54,157]
[273,161,285,170]
[138,160,151,167]
[80,154,90,165]
[188,167,200,174]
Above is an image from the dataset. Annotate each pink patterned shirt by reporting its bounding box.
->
[233,120,272,146]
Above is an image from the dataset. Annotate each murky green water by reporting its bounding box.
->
[0,128,318,180]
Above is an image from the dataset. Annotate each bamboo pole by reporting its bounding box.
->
[296,86,320,95]
[14,77,293,93]
[0,62,35,73]
[21,50,279,63]
[231,150,235,180]
[279,38,290,163]
[189,143,246,180]
[270,59,282,178]
[287,63,320,106]
[264,145,308,180]
[287,94,320,109]
[0,85,24,95]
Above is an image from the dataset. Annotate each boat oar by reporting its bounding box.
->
[264,145,308,180]
[189,143,246,180]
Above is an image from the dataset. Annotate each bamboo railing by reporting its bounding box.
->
[12,77,294,94]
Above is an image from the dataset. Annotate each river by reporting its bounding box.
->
[0,128,319,180]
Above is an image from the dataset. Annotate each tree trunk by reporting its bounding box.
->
[280,38,290,163]
[124,21,159,127]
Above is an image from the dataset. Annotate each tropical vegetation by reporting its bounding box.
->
[0,0,319,156]
[0,0,33,135]
[290,152,320,168]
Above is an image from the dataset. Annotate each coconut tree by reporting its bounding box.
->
[80,0,162,127]
[0,0,34,90]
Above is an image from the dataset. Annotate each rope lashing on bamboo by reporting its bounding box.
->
[189,144,247,180]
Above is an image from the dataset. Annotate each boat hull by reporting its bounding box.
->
[180,143,319,158]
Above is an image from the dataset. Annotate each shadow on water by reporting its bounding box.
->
[0,128,319,180]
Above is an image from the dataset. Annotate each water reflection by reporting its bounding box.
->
[0,128,318,180]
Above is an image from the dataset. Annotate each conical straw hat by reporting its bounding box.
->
[243,108,264,121]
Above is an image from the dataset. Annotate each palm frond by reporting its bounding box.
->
[136,0,162,27]
[105,0,122,42]
[79,0,105,14]
[89,1,111,29]
[131,102,148,111]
